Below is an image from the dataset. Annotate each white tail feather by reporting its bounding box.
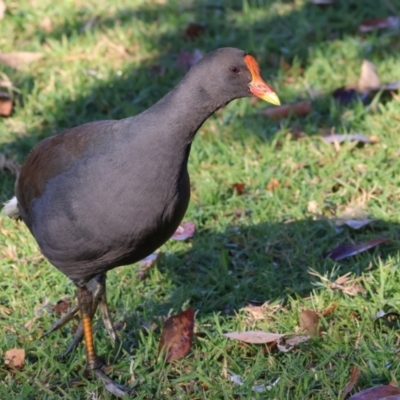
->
[3,196,20,219]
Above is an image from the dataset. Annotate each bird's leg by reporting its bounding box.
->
[97,275,118,344]
[42,273,119,356]
[76,286,132,397]
[64,274,110,356]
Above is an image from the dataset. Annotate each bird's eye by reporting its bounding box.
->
[229,66,240,73]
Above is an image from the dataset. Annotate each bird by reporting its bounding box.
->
[3,47,280,396]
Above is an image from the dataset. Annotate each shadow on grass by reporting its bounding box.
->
[1,0,399,181]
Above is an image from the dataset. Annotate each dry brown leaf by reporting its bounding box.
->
[0,52,43,70]
[51,299,72,315]
[0,91,13,116]
[223,331,284,344]
[241,302,282,322]
[349,385,400,400]
[266,178,280,191]
[299,310,320,336]
[232,182,246,195]
[4,348,25,370]
[259,101,312,120]
[358,60,381,94]
[158,308,195,362]
[241,305,265,321]
[342,365,360,399]
[309,269,366,296]
[322,302,337,317]
[277,335,310,352]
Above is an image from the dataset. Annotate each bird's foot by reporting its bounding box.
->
[84,360,134,398]
[93,368,134,398]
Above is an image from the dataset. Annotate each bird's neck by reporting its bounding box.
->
[143,75,228,148]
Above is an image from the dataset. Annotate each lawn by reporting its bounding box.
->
[1,0,400,398]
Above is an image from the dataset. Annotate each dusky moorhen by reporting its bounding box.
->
[3,47,280,395]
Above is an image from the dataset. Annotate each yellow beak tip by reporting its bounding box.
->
[262,92,281,106]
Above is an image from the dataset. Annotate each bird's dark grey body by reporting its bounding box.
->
[16,48,254,285]
[4,47,280,394]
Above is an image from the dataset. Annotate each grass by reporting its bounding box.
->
[1,0,400,398]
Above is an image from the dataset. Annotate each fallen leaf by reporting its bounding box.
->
[222,331,284,344]
[158,308,195,362]
[137,252,162,280]
[322,302,337,317]
[309,269,366,296]
[359,17,400,33]
[358,60,381,93]
[0,0,6,20]
[0,52,43,70]
[333,60,398,105]
[184,22,206,40]
[241,305,265,320]
[277,335,310,352]
[4,348,25,370]
[177,49,203,71]
[259,101,312,120]
[349,385,400,400]
[171,221,196,241]
[41,17,53,33]
[336,219,375,230]
[342,365,360,399]
[266,178,280,191]
[51,299,71,315]
[323,134,378,144]
[0,91,13,116]
[325,238,391,261]
[310,0,334,4]
[307,200,318,214]
[232,182,246,195]
[299,310,319,335]
[286,335,311,346]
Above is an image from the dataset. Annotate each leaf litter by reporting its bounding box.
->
[349,385,400,400]
[4,348,25,370]
[259,101,312,120]
[309,269,366,296]
[341,365,360,399]
[171,221,196,241]
[324,238,391,261]
[333,60,398,105]
[158,308,195,362]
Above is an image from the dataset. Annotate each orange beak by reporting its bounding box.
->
[244,55,280,106]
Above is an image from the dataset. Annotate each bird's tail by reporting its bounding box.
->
[3,196,20,220]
